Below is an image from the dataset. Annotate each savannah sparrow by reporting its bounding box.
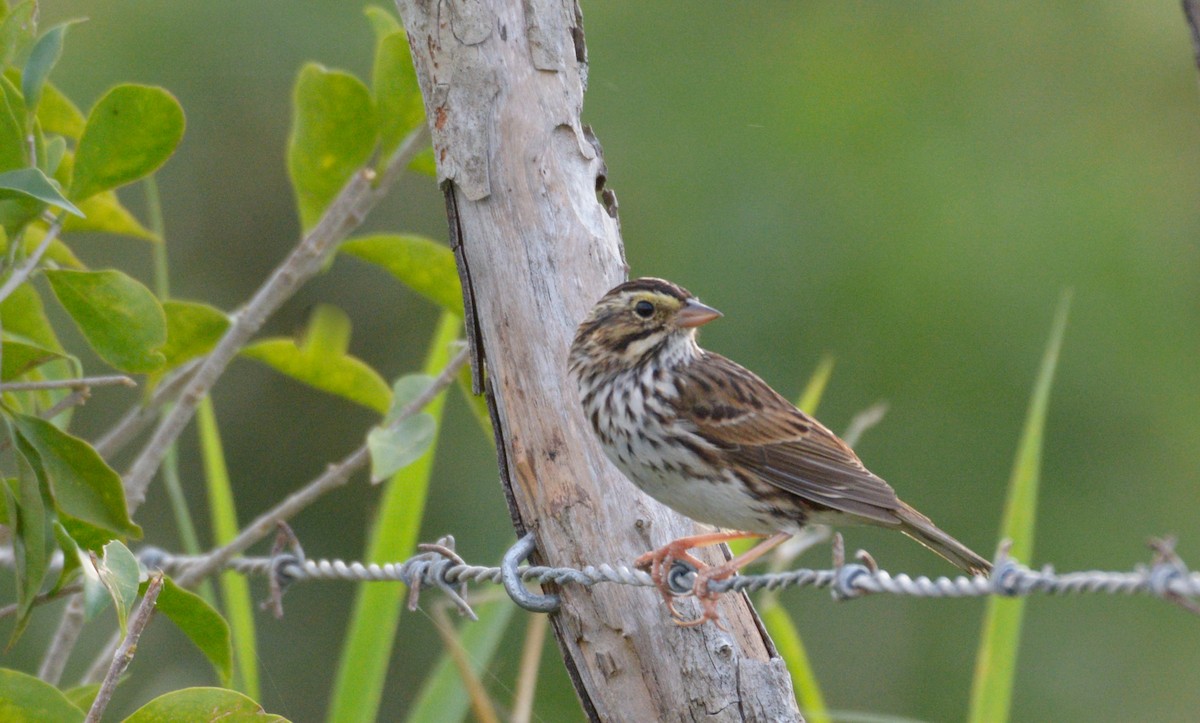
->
[569,277,991,626]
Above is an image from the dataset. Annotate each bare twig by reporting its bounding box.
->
[0,375,136,392]
[841,401,888,448]
[41,388,91,420]
[84,573,164,723]
[174,345,467,588]
[121,126,429,512]
[77,346,468,684]
[0,583,81,621]
[0,213,67,305]
[92,360,202,459]
[1184,0,1200,71]
[36,594,86,685]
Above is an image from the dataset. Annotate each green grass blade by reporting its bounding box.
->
[796,354,834,415]
[968,292,1070,723]
[198,394,260,698]
[327,311,460,723]
[405,597,515,723]
[146,174,215,606]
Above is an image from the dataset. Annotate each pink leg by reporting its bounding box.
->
[634,531,790,626]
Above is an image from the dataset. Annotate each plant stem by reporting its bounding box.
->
[121,127,428,512]
[0,213,66,305]
[174,345,467,588]
[84,573,164,723]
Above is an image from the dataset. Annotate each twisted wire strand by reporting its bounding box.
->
[126,539,1200,617]
[6,540,1196,619]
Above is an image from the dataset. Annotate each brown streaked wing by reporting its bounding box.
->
[680,352,902,524]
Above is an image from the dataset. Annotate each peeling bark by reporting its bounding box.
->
[394,0,802,719]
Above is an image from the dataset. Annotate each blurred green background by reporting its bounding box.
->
[7,1,1199,720]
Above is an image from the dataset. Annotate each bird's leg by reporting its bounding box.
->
[634,530,776,624]
[680,531,795,628]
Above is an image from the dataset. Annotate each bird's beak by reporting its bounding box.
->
[676,299,723,328]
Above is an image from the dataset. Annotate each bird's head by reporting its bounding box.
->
[569,277,722,374]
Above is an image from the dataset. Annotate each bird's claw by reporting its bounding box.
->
[635,542,731,628]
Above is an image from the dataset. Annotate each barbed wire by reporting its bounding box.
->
[141,532,1200,620]
[5,533,1196,622]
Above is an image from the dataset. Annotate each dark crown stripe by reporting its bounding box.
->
[607,277,692,301]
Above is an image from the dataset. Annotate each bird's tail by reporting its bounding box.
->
[894,503,992,575]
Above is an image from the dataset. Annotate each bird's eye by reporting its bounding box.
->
[634,300,654,318]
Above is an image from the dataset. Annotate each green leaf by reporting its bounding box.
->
[241,305,390,414]
[22,22,78,114]
[50,521,82,594]
[0,1,36,68]
[0,668,86,723]
[36,81,85,139]
[366,414,434,483]
[61,684,99,712]
[1,337,64,380]
[0,77,25,172]
[12,413,142,540]
[19,223,85,269]
[408,145,437,177]
[44,268,167,373]
[367,373,438,482]
[0,284,73,415]
[968,292,1070,723]
[123,687,289,722]
[197,397,259,698]
[372,31,424,159]
[159,300,229,371]
[329,312,460,722]
[69,84,185,203]
[4,448,51,641]
[1,281,63,352]
[364,5,402,39]
[153,575,234,685]
[286,63,375,232]
[43,135,65,175]
[0,167,83,216]
[64,190,158,241]
[340,234,462,316]
[91,539,140,636]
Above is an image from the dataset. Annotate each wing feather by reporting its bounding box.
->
[680,352,901,524]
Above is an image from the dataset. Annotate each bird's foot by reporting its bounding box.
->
[634,530,781,627]
[634,540,710,622]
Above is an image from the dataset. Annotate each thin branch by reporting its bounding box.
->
[0,583,81,621]
[78,346,468,684]
[36,594,86,685]
[84,573,164,723]
[0,213,67,305]
[92,360,202,460]
[841,401,888,448]
[173,344,467,589]
[42,388,91,420]
[1184,0,1200,71]
[121,126,429,512]
[0,375,136,392]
